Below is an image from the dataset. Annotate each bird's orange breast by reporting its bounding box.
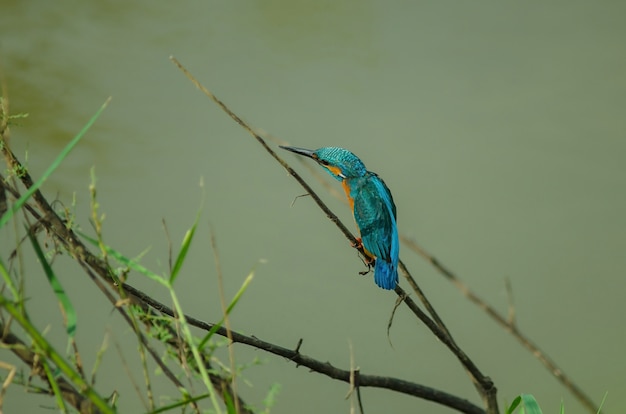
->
[341,180,354,210]
[341,179,375,260]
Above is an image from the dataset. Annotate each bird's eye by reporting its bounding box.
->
[319,159,329,166]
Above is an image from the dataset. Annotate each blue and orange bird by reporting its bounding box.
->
[280,146,399,290]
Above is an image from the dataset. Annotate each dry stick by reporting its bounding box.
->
[168,56,498,413]
[402,237,600,414]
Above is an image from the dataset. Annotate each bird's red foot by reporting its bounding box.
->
[352,237,375,275]
[351,237,364,249]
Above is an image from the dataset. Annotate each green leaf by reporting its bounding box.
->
[0,257,19,301]
[169,290,223,413]
[28,231,77,339]
[79,231,167,288]
[41,358,68,413]
[520,394,543,414]
[224,389,236,414]
[262,383,281,412]
[507,396,522,414]
[149,393,210,413]
[199,268,255,349]
[169,208,202,285]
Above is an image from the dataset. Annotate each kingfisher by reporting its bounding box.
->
[280,145,399,290]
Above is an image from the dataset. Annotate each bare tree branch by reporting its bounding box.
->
[122,283,485,414]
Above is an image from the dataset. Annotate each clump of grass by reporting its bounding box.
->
[0,95,269,413]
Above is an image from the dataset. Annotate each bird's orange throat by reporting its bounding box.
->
[326,165,343,178]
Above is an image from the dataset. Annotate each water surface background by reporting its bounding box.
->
[1,1,625,413]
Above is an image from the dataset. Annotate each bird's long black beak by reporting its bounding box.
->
[279,145,317,159]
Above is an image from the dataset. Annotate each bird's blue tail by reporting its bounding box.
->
[374,259,397,290]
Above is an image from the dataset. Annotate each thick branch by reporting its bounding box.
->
[123,283,485,414]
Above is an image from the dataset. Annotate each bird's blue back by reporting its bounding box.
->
[348,172,399,290]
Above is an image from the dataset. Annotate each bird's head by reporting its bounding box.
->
[280,146,367,181]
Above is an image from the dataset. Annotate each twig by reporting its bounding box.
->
[0,360,16,414]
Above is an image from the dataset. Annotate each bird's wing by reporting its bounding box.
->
[352,175,398,263]
[372,173,397,220]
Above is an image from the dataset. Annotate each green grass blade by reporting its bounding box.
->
[506,396,522,414]
[520,394,543,414]
[41,358,68,413]
[199,269,255,349]
[0,97,111,229]
[150,393,210,413]
[28,231,77,339]
[169,290,223,413]
[596,391,608,414]
[79,231,167,288]
[0,257,19,301]
[262,383,281,413]
[169,209,201,285]
[224,389,236,414]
